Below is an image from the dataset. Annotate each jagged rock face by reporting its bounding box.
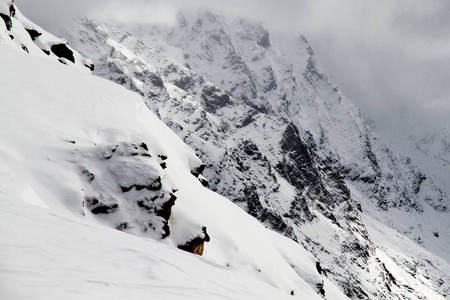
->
[158,12,446,216]
[140,11,450,272]
[64,16,449,299]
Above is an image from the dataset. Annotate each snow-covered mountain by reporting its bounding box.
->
[57,11,450,299]
[0,2,353,299]
[385,109,450,200]
[2,1,449,299]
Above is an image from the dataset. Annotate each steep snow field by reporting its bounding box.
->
[0,45,349,299]
[0,196,295,300]
[1,192,350,300]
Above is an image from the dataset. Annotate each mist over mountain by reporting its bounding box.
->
[16,0,450,132]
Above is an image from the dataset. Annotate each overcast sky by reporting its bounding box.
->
[16,0,450,133]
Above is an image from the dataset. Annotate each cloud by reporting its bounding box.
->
[15,0,450,133]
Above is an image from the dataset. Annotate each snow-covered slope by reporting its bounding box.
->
[0,10,354,297]
[1,195,333,300]
[61,14,450,299]
[0,0,92,72]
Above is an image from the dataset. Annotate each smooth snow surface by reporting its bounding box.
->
[0,46,350,299]
[0,196,305,300]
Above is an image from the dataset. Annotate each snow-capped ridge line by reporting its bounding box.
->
[0,0,92,72]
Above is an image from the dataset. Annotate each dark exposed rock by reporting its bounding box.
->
[51,43,75,63]
[259,209,287,232]
[0,13,12,31]
[316,280,325,297]
[413,172,427,194]
[201,84,232,113]
[242,185,263,217]
[356,203,362,212]
[241,140,262,159]
[364,135,380,173]
[342,240,371,259]
[288,196,315,223]
[84,62,94,71]
[137,196,159,210]
[177,226,210,255]
[140,142,149,151]
[381,263,397,287]
[116,222,129,230]
[239,109,258,128]
[303,55,327,87]
[9,4,15,17]
[316,261,323,275]
[150,73,164,88]
[191,164,206,177]
[275,124,319,189]
[257,29,271,48]
[261,66,277,92]
[154,193,177,222]
[91,204,119,214]
[198,176,209,187]
[25,28,41,40]
[172,73,195,91]
[340,283,369,299]
[82,169,94,183]
[85,197,119,215]
[120,176,162,193]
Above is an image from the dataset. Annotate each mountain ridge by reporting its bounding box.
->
[62,14,449,298]
[2,1,449,298]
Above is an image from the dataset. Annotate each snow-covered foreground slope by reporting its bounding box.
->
[0,43,353,299]
[1,194,348,300]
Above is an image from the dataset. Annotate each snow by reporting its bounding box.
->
[60,15,450,298]
[361,213,449,299]
[5,3,447,297]
[0,196,294,300]
[0,42,349,299]
[0,0,90,72]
